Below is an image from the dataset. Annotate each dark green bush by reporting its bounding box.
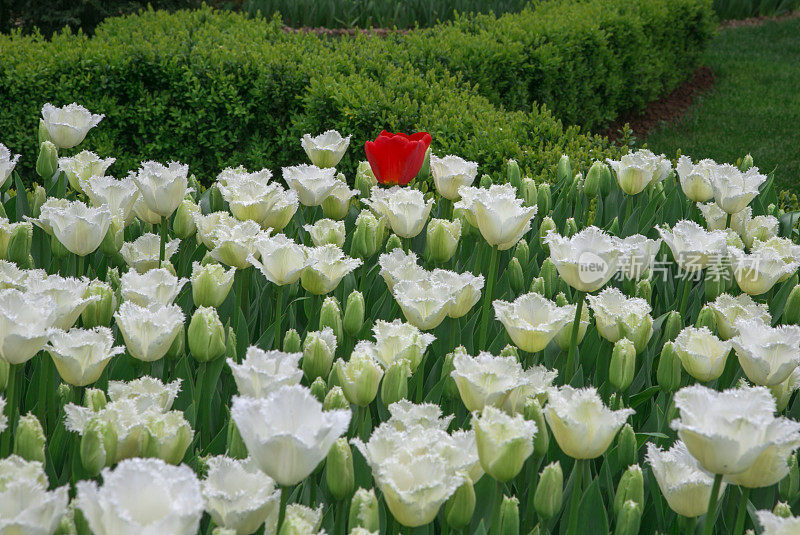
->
[0,0,714,185]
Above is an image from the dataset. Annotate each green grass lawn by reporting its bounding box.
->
[645,15,800,193]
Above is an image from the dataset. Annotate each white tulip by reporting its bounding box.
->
[41,102,104,149]
[107,376,182,412]
[114,301,185,362]
[707,293,771,340]
[0,397,5,434]
[33,199,111,256]
[365,186,434,239]
[282,504,325,534]
[143,410,194,465]
[76,458,204,535]
[304,218,346,248]
[742,214,779,249]
[696,201,750,232]
[671,384,800,475]
[618,234,661,280]
[544,226,625,292]
[0,289,58,365]
[770,367,800,412]
[429,269,484,318]
[676,155,715,202]
[0,260,37,290]
[369,319,435,372]
[120,233,180,273]
[282,164,339,206]
[0,455,50,489]
[301,130,351,168]
[646,441,726,518]
[231,385,350,486]
[132,194,163,225]
[58,150,115,193]
[709,163,767,214]
[731,319,800,386]
[202,456,280,535]
[473,405,537,482]
[81,174,140,226]
[544,385,634,459]
[194,211,237,250]
[658,220,727,272]
[757,510,800,535]
[451,348,556,413]
[130,161,190,218]
[0,144,20,189]
[190,261,235,308]
[0,455,68,535]
[753,236,800,277]
[385,399,454,432]
[121,267,187,307]
[26,273,96,330]
[322,178,358,220]
[454,184,536,249]
[377,249,426,291]
[248,234,311,286]
[210,219,265,270]
[217,167,276,225]
[300,244,361,295]
[587,287,652,345]
[336,343,384,407]
[430,154,478,200]
[606,149,672,195]
[0,218,28,261]
[44,326,124,386]
[724,413,800,488]
[227,347,302,398]
[673,326,732,382]
[728,245,798,296]
[261,186,299,232]
[493,292,573,353]
[392,277,453,331]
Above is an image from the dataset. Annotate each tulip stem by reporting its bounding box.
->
[733,487,750,535]
[159,216,167,265]
[702,474,724,535]
[564,292,586,383]
[274,285,284,350]
[0,364,21,457]
[678,274,692,317]
[479,246,499,350]
[566,459,586,535]
[277,485,289,533]
[725,212,732,230]
[76,253,84,278]
[37,356,52,431]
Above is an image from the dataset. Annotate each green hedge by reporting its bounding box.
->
[0,0,714,184]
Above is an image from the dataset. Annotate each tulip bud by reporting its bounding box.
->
[584,161,604,199]
[83,388,107,412]
[610,339,636,392]
[773,501,792,519]
[80,417,117,476]
[425,218,461,263]
[537,183,551,215]
[380,359,411,406]
[326,437,355,501]
[441,350,460,400]
[29,185,46,219]
[283,328,302,354]
[323,385,349,411]
[226,418,248,459]
[740,153,754,172]
[322,174,352,220]
[657,341,682,393]
[342,291,365,338]
[634,279,651,304]
[5,222,31,268]
[173,198,199,239]
[500,344,519,360]
[695,305,717,333]
[355,161,378,197]
[614,500,642,535]
[164,323,186,361]
[616,424,637,469]
[529,276,545,296]
[534,462,563,520]
[564,217,578,238]
[350,210,385,259]
[38,118,52,144]
[621,314,652,355]
[306,377,327,403]
[614,465,643,516]
[496,495,520,535]
[80,280,116,328]
[191,263,234,309]
[36,141,59,180]
[349,488,380,532]
[385,233,402,253]
[417,147,431,183]
[663,311,683,342]
[520,178,538,208]
[507,159,522,191]
[508,257,524,294]
[475,407,536,482]
[783,285,800,325]
[0,359,8,392]
[13,413,46,462]
[557,154,571,184]
[538,215,556,243]
[524,398,549,457]
[445,477,476,530]
[208,183,224,213]
[513,240,530,268]
[99,219,124,257]
[480,174,493,189]
[337,351,383,407]
[540,259,558,298]
[779,453,799,501]
[320,296,344,343]
[188,307,226,362]
[57,383,74,406]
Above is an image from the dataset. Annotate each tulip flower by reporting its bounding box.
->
[300,245,361,295]
[392,277,454,331]
[336,343,384,407]
[377,249,427,291]
[32,199,110,257]
[709,163,767,214]
[473,405,536,482]
[58,150,115,193]
[696,201,750,232]
[545,225,625,292]
[228,346,302,398]
[757,510,800,534]
[430,154,478,201]
[728,245,798,295]
[658,220,727,273]
[40,102,104,149]
[216,167,278,222]
[301,130,351,168]
[76,458,204,535]
[44,326,124,386]
[0,289,59,365]
[143,410,194,464]
[208,219,264,270]
[493,292,573,353]
[304,218,346,248]
[282,164,339,206]
[606,149,672,195]
[364,185,434,239]
[731,319,800,386]
[454,184,536,250]
[588,287,651,343]
[191,261,235,308]
[231,384,350,486]
[364,130,431,186]
[0,144,20,189]
[0,455,68,533]
[741,214,779,249]
[26,273,98,330]
[676,155,716,202]
[132,194,163,225]
[366,319,435,372]
[428,269,482,318]
[130,160,190,218]
[120,267,188,307]
[646,441,726,518]
[618,234,661,280]
[107,376,181,411]
[120,233,180,273]
[81,174,140,226]
[248,233,310,287]
[707,293,771,340]
[724,416,800,488]
[673,326,732,382]
[114,301,185,362]
[753,236,800,278]
[202,456,281,535]
[322,177,358,220]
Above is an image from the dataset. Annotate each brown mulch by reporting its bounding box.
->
[598,66,717,143]
[282,26,406,37]
[718,10,800,29]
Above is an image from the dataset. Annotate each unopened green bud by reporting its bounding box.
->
[326,437,355,500]
[343,291,365,337]
[36,141,59,180]
[81,280,116,328]
[538,215,556,243]
[610,339,636,392]
[480,174,493,189]
[57,383,74,406]
[513,240,529,267]
[349,488,380,532]
[350,210,385,259]
[283,328,302,354]
[529,277,545,296]
[417,147,431,183]
[444,477,476,530]
[520,178,538,207]
[49,233,67,259]
[323,386,349,411]
[303,328,337,381]
[537,183,551,215]
[634,279,651,304]
[500,344,519,360]
[29,185,46,219]
[507,159,522,191]
[80,417,117,476]
[186,174,200,201]
[99,220,124,257]
[496,495,520,535]
[783,285,800,325]
[83,388,107,412]
[695,306,717,333]
[740,153,754,172]
[508,257,524,294]
[38,119,52,145]
[188,306,226,362]
[704,269,726,302]
[600,164,615,196]
[584,161,605,199]
[614,500,642,535]
[540,259,558,298]
[165,323,186,360]
[614,465,643,515]
[380,359,411,406]
[534,462,563,520]
[355,161,378,198]
[779,453,799,501]
[425,218,461,263]
[320,296,343,343]
[6,222,32,268]
[385,233,402,253]
[657,341,682,393]
[173,198,199,239]
[336,348,383,407]
[13,413,46,462]
[773,501,792,519]
[308,377,327,403]
[191,262,235,308]
[663,311,683,342]
[524,398,549,457]
[226,418,248,459]
[441,350,460,400]
[208,183,224,213]
[557,154,572,185]
[617,424,637,469]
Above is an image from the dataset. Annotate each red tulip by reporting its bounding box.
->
[364,130,432,186]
